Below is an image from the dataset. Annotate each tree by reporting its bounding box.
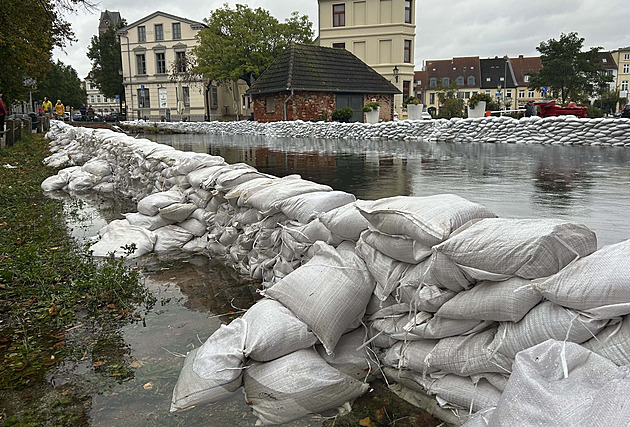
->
[0,0,95,105]
[87,20,127,99]
[436,82,464,119]
[193,4,314,86]
[528,32,612,104]
[37,60,87,108]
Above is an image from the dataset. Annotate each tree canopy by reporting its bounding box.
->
[528,32,612,104]
[193,4,314,86]
[87,21,127,99]
[36,60,87,107]
[436,82,465,119]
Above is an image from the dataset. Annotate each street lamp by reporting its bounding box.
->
[393,65,399,83]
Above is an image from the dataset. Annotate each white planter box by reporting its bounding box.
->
[407,104,424,120]
[365,107,380,124]
[467,101,487,118]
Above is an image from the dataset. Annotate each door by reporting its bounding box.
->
[336,93,365,122]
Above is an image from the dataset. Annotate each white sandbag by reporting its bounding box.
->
[263,241,375,355]
[316,328,376,380]
[400,283,457,313]
[361,229,432,264]
[124,212,174,231]
[583,317,630,365]
[81,158,111,178]
[218,227,239,246]
[158,202,197,222]
[397,339,440,374]
[153,225,194,251]
[242,348,369,426]
[432,218,597,282]
[41,174,68,191]
[534,240,630,318]
[170,318,247,411]
[318,202,370,242]
[355,237,410,301]
[89,219,156,258]
[200,163,256,190]
[242,175,333,214]
[436,277,542,322]
[182,234,208,252]
[67,170,97,192]
[243,298,318,362]
[92,182,115,193]
[225,177,274,202]
[488,301,609,360]
[186,165,226,188]
[275,191,356,224]
[488,340,630,426]
[178,217,207,237]
[432,375,501,413]
[214,169,271,192]
[137,188,185,216]
[354,194,496,247]
[430,328,512,376]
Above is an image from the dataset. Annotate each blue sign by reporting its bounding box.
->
[541,86,548,95]
[141,84,145,90]
[115,95,119,100]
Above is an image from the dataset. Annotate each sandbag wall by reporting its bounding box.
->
[42,121,630,425]
[124,115,630,146]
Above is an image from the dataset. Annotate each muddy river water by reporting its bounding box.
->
[48,133,630,425]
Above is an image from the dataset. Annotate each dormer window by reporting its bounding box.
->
[524,75,530,82]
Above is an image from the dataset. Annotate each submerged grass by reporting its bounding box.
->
[0,133,155,424]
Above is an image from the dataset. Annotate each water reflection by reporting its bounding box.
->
[155,133,630,246]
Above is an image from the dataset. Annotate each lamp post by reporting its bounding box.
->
[393,65,399,83]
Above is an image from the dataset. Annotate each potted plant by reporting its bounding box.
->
[403,96,424,120]
[331,107,354,122]
[467,93,492,118]
[362,101,380,124]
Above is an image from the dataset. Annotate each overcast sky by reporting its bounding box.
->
[53,0,630,80]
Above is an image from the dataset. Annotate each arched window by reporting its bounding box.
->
[467,75,475,85]
[456,76,464,85]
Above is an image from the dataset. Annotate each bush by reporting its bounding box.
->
[587,105,604,118]
[403,96,420,107]
[331,107,353,122]
[362,102,380,113]
[468,93,493,109]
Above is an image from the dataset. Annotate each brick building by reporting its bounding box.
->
[248,44,400,123]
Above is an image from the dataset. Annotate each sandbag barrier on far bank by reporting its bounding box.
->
[41,120,630,426]
[122,115,630,146]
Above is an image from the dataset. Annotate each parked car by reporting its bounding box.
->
[104,112,119,122]
[422,112,433,120]
[6,113,38,129]
[621,105,630,118]
[72,112,83,121]
[62,112,70,122]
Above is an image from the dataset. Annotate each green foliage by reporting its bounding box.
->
[36,60,87,108]
[403,96,420,107]
[331,107,353,122]
[362,102,380,112]
[310,110,329,122]
[528,32,613,104]
[436,82,464,118]
[586,105,604,118]
[193,4,313,86]
[468,92,492,108]
[87,21,127,99]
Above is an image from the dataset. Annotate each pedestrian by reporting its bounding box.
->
[87,105,95,121]
[38,106,43,116]
[80,103,87,121]
[0,92,6,133]
[42,97,53,118]
[525,101,536,117]
[54,99,64,120]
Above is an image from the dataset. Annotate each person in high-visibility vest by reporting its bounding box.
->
[54,100,64,120]
[42,97,53,117]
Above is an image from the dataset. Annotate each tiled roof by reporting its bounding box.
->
[510,56,542,86]
[598,52,618,70]
[480,57,517,89]
[424,57,481,89]
[247,44,401,95]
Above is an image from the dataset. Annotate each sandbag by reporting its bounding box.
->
[361,229,432,264]
[241,175,333,214]
[355,194,496,247]
[153,225,194,251]
[436,277,542,322]
[243,298,318,362]
[534,240,630,318]
[397,339,440,374]
[583,317,630,366]
[89,219,156,258]
[170,318,247,411]
[263,241,375,354]
[355,238,410,301]
[124,212,174,231]
[318,202,370,242]
[243,348,369,426]
[316,328,375,380]
[41,174,68,191]
[158,202,197,222]
[137,188,185,216]
[274,191,356,224]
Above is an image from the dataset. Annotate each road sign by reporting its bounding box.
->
[141,84,145,90]
[115,95,120,100]
[541,86,548,95]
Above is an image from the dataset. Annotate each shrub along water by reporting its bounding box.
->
[0,132,155,423]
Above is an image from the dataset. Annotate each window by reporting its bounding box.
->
[519,90,525,98]
[429,77,437,87]
[182,87,190,107]
[625,54,630,60]
[138,88,150,108]
[265,96,275,113]
[136,54,146,74]
[464,92,470,99]
[622,81,629,91]
[528,90,535,98]
[429,93,435,104]
[156,52,166,74]
[175,51,187,73]
[499,76,505,82]
[403,80,410,97]
[404,0,412,23]
[332,42,345,49]
[154,24,164,41]
[333,4,345,27]
[456,76,464,85]
[624,64,630,73]
[172,23,181,40]
[506,90,512,98]
[524,74,530,82]
[97,95,101,102]
[90,95,95,103]
[442,77,449,86]
[138,26,146,42]
[404,40,411,63]
[486,77,491,82]
[485,90,491,96]
[467,76,475,85]
[210,85,218,109]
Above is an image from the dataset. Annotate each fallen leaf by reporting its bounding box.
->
[143,381,154,390]
[359,417,372,427]
[130,360,145,368]
[93,361,106,367]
